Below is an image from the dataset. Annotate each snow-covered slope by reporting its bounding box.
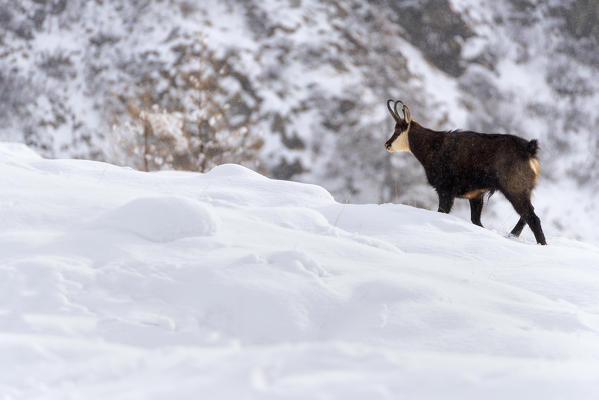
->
[1,143,599,399]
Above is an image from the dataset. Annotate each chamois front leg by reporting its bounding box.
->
[437,192,454,214]
[469,196,484,227]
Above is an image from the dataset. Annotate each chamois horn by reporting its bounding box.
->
[387,99,400,120]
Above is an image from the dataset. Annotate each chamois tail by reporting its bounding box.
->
[527,139,538,158]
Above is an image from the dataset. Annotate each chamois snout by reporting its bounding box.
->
[385,129,396,150]
[385,131,401,151]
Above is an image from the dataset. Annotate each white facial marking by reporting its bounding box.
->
[388,129,411,153]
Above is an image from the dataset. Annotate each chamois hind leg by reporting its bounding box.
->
[504,192,547,245]
[469,196,484,227]
[437,192,454,214]
[510,218,526,237]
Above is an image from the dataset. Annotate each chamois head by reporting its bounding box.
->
[385,99,412,153]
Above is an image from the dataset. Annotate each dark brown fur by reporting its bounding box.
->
[385,102,546,245]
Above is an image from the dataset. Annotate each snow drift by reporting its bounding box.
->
[1,142,599,399]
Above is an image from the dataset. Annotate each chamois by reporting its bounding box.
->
[385,99,546,245]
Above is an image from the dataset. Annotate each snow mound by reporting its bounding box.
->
[0,142,42,162]
[206,163,267,179]
[96,196,219,242]
[199,163,335,208]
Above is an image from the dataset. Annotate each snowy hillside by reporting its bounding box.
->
[1,143,599,399]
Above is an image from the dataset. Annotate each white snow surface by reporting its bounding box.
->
[1,143,599,399]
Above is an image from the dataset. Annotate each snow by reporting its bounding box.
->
[95,196,220,242]
[1,142,599,399]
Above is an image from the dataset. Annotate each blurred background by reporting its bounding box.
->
[1,0,598,243]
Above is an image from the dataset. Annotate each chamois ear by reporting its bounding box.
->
[402,104,411,123]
